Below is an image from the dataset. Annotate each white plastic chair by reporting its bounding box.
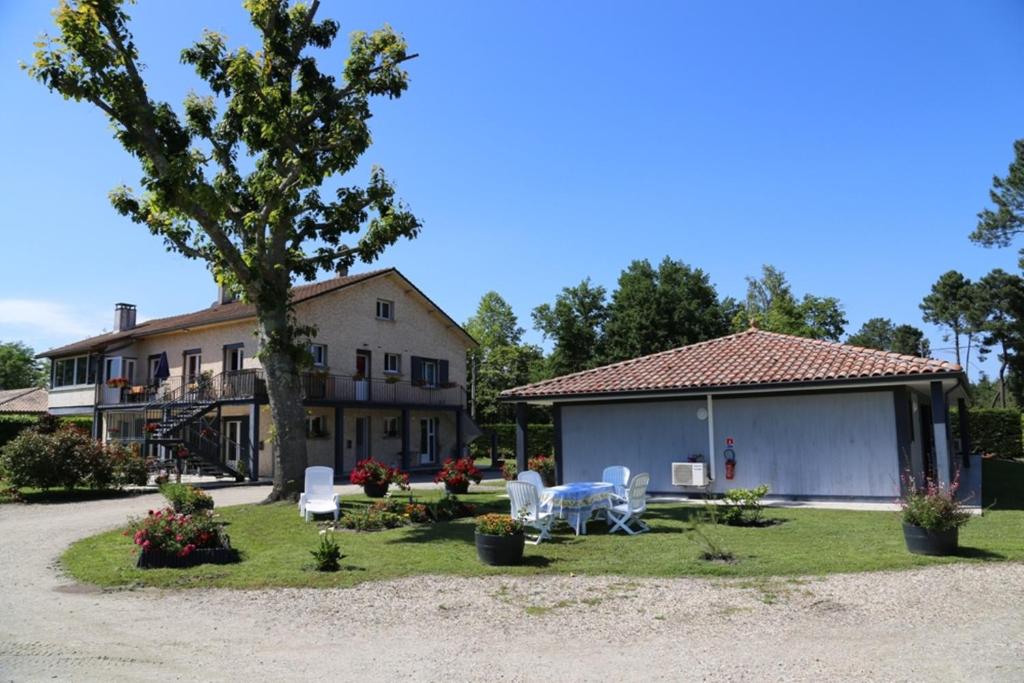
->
[606,473,650,535]
[517,470,546,496]
[601,465,631,500]
[298,466,340,522]
[507,480,554,544]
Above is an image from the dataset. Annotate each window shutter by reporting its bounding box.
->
[439,359,449,385]
[411,356,423,381]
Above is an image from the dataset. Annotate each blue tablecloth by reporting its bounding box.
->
[543,482,615,535]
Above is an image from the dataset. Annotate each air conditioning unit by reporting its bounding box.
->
[672,462,708,487]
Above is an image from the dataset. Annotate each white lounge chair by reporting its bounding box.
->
[601,465,631,500]
[299,466,340,522]
[507,480,554,545]
[606,473,650,535]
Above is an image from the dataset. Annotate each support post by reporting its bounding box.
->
[455,408,464,460]
[893,388,912,494]
[514,402,529,474]
[334,406,345,479]
[490,431,499,469]
[957,397,971,468]
[706,395,717,482]
[552,404,564,485]
[930,381,951,486]
[401,408,411,470]
[248,402,260,482]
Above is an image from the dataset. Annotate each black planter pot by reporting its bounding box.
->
[363,482,389,498]
[446,481,470,495]
[137,544,237,569]
[902,523,959,556]
[475,531,525,566]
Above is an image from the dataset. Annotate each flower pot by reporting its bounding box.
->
[136,544,237,569]
[363,482,389,498]
[445,481,470,495]
[475,531,525,566]
[902,523,959,556]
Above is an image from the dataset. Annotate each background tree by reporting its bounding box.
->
[919,270,980,372]
[846,318,932,357]
[890,324,932,357]
[532,279,608,377]
[733,265,846,340]
[972,139,1024,256]
[29,0,421,500]
[603,257,729,362]
[465,292,543,423]
[973,269,1024,406]
[0,342,47,389]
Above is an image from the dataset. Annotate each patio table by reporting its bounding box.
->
[542,482,615,535]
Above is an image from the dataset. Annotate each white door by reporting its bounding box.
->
[184,353,202,383]
[101,356,122,404]
[223,420,243,466]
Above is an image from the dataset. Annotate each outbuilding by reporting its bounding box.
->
[502,328,973,501]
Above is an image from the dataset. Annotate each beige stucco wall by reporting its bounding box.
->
[48,386,96,413]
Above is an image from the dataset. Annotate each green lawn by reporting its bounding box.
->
[62,459,1024,589]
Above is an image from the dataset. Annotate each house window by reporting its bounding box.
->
[225,345,244,372]
[376,299,394,321]
[148,356,162,382]
[53,355,96,387]
[184,352,202,383]
[383,416,399,438]
[422,360,438,387]
[383,353,401,374]
[305,414,328,438]
[309,343,327,368]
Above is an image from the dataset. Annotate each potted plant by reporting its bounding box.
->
[528,455,556,487]
[474,513,525,566]
[899,472,972,556]
[349,458,409,498]
[128,508,236,569]
[106,376,129,388]
[434,457,482,494]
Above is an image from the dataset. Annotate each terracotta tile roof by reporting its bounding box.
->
[40,269,396,358]
[0,387,48,414]
[502,328,962,400]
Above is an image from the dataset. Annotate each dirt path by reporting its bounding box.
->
[1,487,1022,682]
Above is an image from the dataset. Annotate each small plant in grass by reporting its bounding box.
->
[339,505,408,531]
[404,502,431,523]
[527,455,556,486]
[311,530,341,571]
[501,460,518,481]
[160,483,214,514]
[475,513,523,536]
[719,484,770,526]
[691,504,736,563]
[428,493,476,521]
[899,471,972,532]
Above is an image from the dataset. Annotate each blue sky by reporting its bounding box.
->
[1,1,1022,378]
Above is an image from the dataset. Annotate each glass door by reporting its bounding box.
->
[223,419,243,466]
[419,417,438,465]
[355,417,369,459]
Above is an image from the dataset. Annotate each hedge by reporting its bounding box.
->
[0,414,93,451]
[470,423,554,459]
[950,408,1023,460]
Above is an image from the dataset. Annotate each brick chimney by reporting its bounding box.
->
[114,303,137,332]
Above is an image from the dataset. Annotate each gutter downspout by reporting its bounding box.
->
[706,394,716,482]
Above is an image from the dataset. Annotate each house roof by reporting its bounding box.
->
[0,387,48,414]
[502,328,962,401]
[40,268,476,358]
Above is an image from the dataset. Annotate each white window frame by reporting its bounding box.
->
[309,343,327,368]
[226,347,244,372]
[422,360,438,387]
[53,355,93,388]
[305,414,327,438]
[376,298,394,321]
[383,353,401,375]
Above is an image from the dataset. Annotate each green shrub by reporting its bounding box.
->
[719,485,770,526]
[950,408,1023,460]
[0,425,145,491]
[160,483,215,514]
[0,429,62,489]
[0,415,94,451]
[310,531,342,571]
[501,460,517,481]
[339,506,407,531]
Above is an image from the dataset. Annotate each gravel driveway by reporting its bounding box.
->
[1,487,1022,682]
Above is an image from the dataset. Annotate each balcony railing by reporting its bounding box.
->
[98,369,464,408]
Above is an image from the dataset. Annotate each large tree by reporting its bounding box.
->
[532,279,608,377]
[973,269,1024,406]
[733,265,846,341]
[603,257,729,363]
[845,318,931,357]
[919,270,980,371]
[465,292,543,423]
[0,342,47,389]
[29,0,421,500]
[972,139,1024,256]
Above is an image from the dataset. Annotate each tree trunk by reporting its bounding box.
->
[258,302,309,502]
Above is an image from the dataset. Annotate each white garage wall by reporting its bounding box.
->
[560,390,900,498]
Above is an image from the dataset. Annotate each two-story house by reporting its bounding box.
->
[39,268,479,481]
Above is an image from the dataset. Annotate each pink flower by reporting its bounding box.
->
[142,540,151,551]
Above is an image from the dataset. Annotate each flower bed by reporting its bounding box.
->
[128,508,235,569]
